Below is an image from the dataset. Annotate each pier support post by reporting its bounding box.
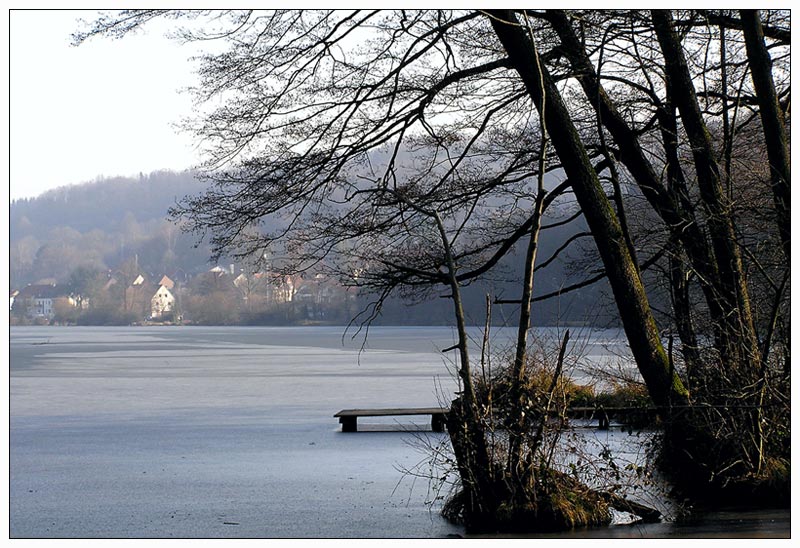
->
[340,416,358,432]
[598,407,610,430]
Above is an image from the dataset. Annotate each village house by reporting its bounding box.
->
[13,283,78,320]
[150,283,176,319]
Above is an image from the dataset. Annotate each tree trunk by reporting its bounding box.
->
[740,9,791,262]
[432,211,499,522]
[546,9,737,361]
[652,9,761,377]
[508,43,549,488]
[488,9,688,410]
[507,176,546,493]
[668,242,700,375]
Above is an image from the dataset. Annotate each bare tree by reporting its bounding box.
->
[75,8,789,527]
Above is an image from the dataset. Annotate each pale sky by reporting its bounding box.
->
[9,10,202,201]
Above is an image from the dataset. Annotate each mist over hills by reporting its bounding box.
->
[10,170,617,326]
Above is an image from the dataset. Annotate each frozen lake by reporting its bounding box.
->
[9,326,790,538]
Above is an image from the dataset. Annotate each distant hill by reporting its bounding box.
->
[10,169,618,326]
[11,170,206,239]
[10,170,215,289]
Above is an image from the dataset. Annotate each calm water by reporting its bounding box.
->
[9,326,790,538]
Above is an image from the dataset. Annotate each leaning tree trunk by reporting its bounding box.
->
[650,10,780,490]
[740,9,791,263]
[488,9,688,411]
[545,9,736,367]
[652,9,761,378]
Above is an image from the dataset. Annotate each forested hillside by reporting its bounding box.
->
[11,171,213,286]
[11,171,204,237]
[10,170,616,325]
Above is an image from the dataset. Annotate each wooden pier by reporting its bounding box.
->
[334,405,658,432]
[334,407,449,432]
